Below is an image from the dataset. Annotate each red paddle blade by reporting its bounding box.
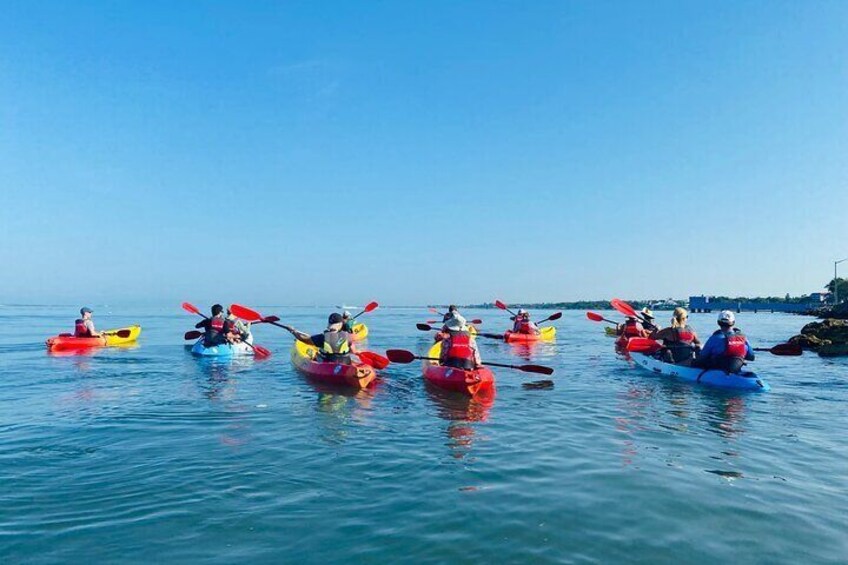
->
[416,323,434,331]
[386,349,416,364]
[518,365,554,375]
[770,343,803,356]
[362,301,379,313]
[610,298,638,318]
[469,319,483,325]
[182,302,202,316]
[494,300,509,310]
[426,320,440,324]
[428,307,442,315]
[184,330,203,340]
[625,337,662,354]
[261,315,280,323]
[587,312,605,322]
[547,312,563,322]
[253,345,272,358]
[230,304,263,322]
[357,351,390,369]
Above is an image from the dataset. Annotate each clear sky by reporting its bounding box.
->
[1,1,846,306]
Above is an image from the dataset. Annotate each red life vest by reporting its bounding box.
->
[623,320,643,337]
[724,332,747,358]
[209,316,225,332]
[74,319,90,337]
[675,326,695,344]
[517,321,535,334]
[446,332,473,361]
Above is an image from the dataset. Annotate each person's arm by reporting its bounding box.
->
[472,340,483,367]
[195,320,207,330]
[439,338,449,362]
[652,328,671,342]
[698,334,721,360]
[86,319,102,337]
[744,339,755,361]
[692,332,702,347]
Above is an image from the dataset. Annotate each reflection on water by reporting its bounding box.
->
[308,379,380,445]
[426,385,495,460]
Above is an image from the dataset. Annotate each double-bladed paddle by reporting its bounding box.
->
[181,302,271,358]
[415,323,504,341]
[385,349,554,375]
[753,343,803,356]
[586,311,619,325]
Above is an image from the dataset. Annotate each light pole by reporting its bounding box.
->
[835,258,848,305]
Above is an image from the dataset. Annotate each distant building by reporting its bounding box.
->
[689,295,823,314]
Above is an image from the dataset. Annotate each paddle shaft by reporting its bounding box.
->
[414,355,547,372]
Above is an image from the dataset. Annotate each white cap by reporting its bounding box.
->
[718,310,735,325]
[445,314,467,332]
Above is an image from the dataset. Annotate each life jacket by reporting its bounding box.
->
[446,332,474,361]
[516,321,536,334]
[321,331,351,363]
[204,315,226,346]
[723,330,747,358]
[671,326,695,345]
[74,319,91,337]
[623,319,643,337]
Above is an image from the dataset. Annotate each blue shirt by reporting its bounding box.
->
[699,329,755,361]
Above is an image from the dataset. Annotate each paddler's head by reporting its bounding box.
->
[80,307,93,320]
[641,307,654,321]
[342,311,351,320]
[327,312,344,332]
[211,304,224,317]
[444,313,467,333]
[717,310,735,329]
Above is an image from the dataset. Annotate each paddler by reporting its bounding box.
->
[288,313,355,364]
[439,314,482,369]
[693,311,754,373]
[616,316,647,338]
[195,304,229,347]
[74,307,103,338]
[640,308,659,333]
[341,310,355,333]
[652,307,701,365]
[225,308,251,343]
[512,309,540,335]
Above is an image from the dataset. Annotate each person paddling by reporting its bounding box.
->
[74,307,103,338]
[226,308,251,343]
[195,304,229,347]
[640,308,659,333]
[617,315,647,338]
[512,309,540,335]
[652,307,701,365]
[439,314,482,370]
[694,311,754,373]
[288,313,355,365]
[341,311,355,333]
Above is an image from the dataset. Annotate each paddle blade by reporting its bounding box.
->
[479,332,506,340]
[769,343,803,356]
[181,302,202,316]
[255,315,280,324]
[469,319,483,325]
[428,307,442,315]
[230,304,263,322]
[587,312,605,322]
[357,351,390,370]
[494,300,509,310]
[416,323,434,332]
[610,298,638,318]
[113,329,132,338]
[625,337,662,354]
[362,301,379,313]
[386,349,416,364]
[184,330,202,340]
[252,344,272,358]
[426,320,440,324]
[517,364,554,375]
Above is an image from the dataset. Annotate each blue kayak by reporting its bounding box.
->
[631,353,770,392]
[190,338,254,358]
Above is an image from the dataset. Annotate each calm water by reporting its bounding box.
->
[0,306,845,563]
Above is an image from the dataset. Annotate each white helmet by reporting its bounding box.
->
[718,310,735,325]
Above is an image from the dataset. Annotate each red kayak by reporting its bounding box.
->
[424,342,494,396]
[504,326,557,343]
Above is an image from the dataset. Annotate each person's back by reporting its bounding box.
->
[696,311,754,373]
[440,314,481,369]
[198,304,228,347]
[654,307,700,365]
[621,317,645,338]
[318,329,352,364]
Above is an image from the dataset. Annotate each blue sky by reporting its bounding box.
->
[1,1,846,306]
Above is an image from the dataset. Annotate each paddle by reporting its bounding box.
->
[536,312,562,325]
[385,349,554,375]
[102,329,132,338]
[184,330,203,340]
[230,303,389,367]
[586,311,619,325]
[428,307,442,315]
[415,323,504,341]
[426,319,483,325]
[610,298,642,320]
[754,343,803,356]
[352,301,379,319]
[182,302,271,358]
[494,299,518,317]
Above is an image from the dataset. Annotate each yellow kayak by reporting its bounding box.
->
[105,325,142,346]
[352,323,368,340]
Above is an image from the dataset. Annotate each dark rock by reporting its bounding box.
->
[788,318,848,357]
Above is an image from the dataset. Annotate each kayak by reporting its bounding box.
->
[351,323,368,340]
[504,326,556,343]
[290,339,376,388]
[423,342,494,396]
[46,325,142,350]
[191,335,255,358]
[629,352,770,392]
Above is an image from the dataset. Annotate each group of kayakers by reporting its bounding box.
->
[617,307,754,372]
[193,304,251,347]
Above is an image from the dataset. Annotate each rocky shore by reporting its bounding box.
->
[789,318,848,357]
